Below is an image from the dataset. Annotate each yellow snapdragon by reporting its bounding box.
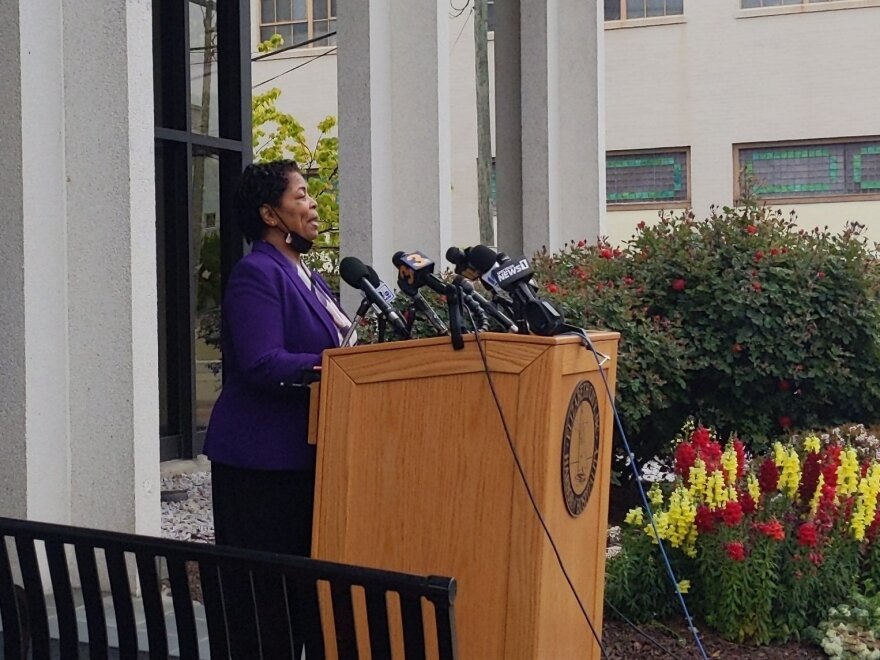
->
[773,441,787,467]
[704,470,730,510]
[747,474,761,504]
[838,447,860,498]
[809,474,825,516]
[779,448,801,499]
[721,446,739,485]
[624,507,644,526]
[804,435,821,454]
[648,483,664,509]
[688,459,708,500]
[677,580,691,594]
[643,487,698,557]
[851,465,880,541]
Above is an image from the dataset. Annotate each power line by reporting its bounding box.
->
[252,32,338,61]
[252,47,338,88]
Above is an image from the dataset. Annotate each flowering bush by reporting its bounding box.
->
[531,205,880,466]
[605,422,880,644]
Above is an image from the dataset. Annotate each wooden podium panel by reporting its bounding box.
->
[311,332,619,659]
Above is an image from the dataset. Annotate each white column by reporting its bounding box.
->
[338,0,451,303]
[0,0,159,536]
[497,0,605,258]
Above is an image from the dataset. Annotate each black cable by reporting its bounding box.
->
[572,331,709,660]
[463,308,609,659]
[449,0,471,18]
[253,31,338,61]
[603,599,685,659]
[253,47,338,88]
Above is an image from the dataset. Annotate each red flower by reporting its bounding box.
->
[758,459,780,493]
[740,491,757,515]
[770,247,780,256]
[732,343,743,354]
[754,250,764,261]
[817,271,826,279]
[577,239,586,248]
[752,281,762,292]
[725,541,746,561]
[637,220,646,230]
[546,283,558,294]
[778,415,792,430]
[778,379,790,392]
[755,519,785,541]
[733,439,746,479]
[691,426,711,450]
[797,522,818,548]
[623,276,634,286]
[799,451,822,505]
[702,441,723,473]
[722,501,743,527]
[671,278,686,292]
[746,225,758,235]
[675,442,697,479]
[599,248,613,259]
[695,505,716,533]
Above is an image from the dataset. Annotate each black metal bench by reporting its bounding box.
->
[0,515,457,659]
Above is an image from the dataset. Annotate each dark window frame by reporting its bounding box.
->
[154,0,251,460]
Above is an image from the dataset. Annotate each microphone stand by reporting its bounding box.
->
[445,283,465,350]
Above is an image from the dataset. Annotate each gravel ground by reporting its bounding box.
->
[160,471,214,543]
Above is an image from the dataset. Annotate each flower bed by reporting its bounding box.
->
[606,423,880,645]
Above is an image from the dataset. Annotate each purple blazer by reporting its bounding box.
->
[203,241,342,471]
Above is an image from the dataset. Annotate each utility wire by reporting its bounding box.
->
[252,31,338,61]
[253,47,338,88]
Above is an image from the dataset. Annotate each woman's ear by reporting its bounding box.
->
[259,204,275,227]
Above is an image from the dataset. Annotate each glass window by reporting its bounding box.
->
[260,0,336,47]
[606,149,690,206]
[190,0,219,137]
[606,0,684,20]
[736,139,880,201]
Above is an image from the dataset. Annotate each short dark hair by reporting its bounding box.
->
[234,160,301,243]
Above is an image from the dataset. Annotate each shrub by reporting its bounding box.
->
[532,205,880,465]
[605,423,880,644]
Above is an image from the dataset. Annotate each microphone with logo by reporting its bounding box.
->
[392,250,490,332]
[446,246,519,332]
[469,247,564,336]
[339,256,410,340]
[394,258,449,336]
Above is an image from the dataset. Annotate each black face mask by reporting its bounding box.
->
[271,209,313,254]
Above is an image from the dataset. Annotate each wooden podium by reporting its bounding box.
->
[310,331,620,659]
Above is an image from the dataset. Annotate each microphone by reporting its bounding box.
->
[445,246,483,281]
[456,278,518,333]
[339,256,410,339]
[473,247,565,336]
[394,251,488,329]
[395,264,448,335]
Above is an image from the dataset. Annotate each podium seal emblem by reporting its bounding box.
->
[561,380,600,517]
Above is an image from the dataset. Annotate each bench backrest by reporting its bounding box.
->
[0,516,457,659]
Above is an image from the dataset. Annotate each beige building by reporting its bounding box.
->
[253,0,880,249]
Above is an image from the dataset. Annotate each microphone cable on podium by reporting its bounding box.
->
[461,306,609,659]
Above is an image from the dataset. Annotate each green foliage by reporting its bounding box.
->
[605,525,677,623]
[531,205,880,468]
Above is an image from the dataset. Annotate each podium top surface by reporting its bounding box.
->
[325,330,621,359]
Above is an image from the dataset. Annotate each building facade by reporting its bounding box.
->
[253,0,880,250]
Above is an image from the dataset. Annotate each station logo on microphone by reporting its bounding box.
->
[561,380,601,517]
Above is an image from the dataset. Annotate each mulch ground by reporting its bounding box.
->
[602,618,825,659]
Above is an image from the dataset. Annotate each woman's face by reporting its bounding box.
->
[267,170,320,242]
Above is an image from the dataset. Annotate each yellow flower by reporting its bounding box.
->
[779,448,801,499]
[721,446,738,485]
[624,507,644,526]
[648,483,664,508]
[705,470,729,510]
[809,473,825,516]
[747,474,761,504]
[804,435,821,454]
[851,464,880,541]
[838,448,860,498]
[688,459,707,500]
[644,487,697,557]
[773,441,787,468]
[677,580,691,594]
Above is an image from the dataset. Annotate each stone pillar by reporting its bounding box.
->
[338,0,451,305]
[496,0,605,258]
[0,0,159,536]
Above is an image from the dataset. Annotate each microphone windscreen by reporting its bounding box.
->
[339,256,370,287]
[364,265,382,287]
[445,246,467,265]
[391,251,406,268]
[469,244,498,272]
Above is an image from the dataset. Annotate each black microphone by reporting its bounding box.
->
[456,278,518,333]
[473,247,564,336]
[339,256,410,339]
[394,251,489,328]
[445,246,482,281]
[395,266,448,335]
